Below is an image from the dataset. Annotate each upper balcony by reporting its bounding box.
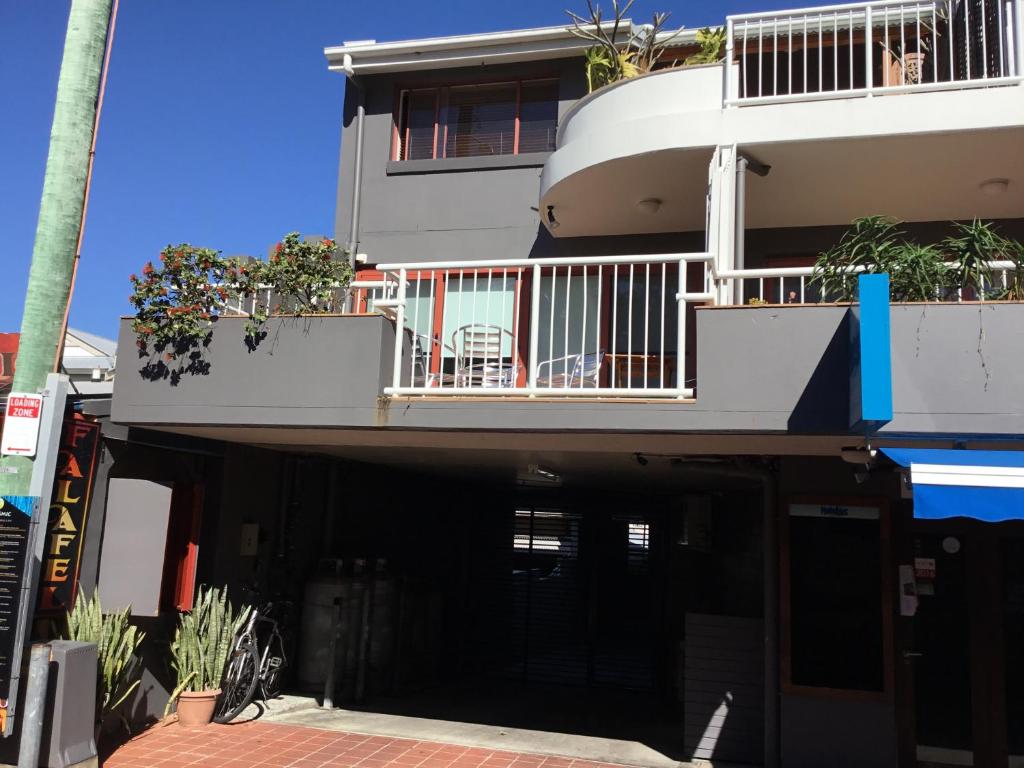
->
[541,0,1024,238]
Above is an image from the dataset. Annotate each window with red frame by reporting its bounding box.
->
[395,78,559,161]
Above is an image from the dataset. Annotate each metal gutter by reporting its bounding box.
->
[325,21,702,75]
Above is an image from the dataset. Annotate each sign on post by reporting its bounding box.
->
[1,394,44,458]
[0,496,37,735]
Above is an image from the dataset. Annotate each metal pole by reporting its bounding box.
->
[528,264,541,390]
[17,644,51,768]
[5,374,68,738]
[391,269,407,390]
[724,18,735,104]
[735,156,748,305]
[866,5,875,95]
[343,75,366,312]
[0,0,113,497]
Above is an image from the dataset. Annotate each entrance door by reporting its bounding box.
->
[909,522,1024,768]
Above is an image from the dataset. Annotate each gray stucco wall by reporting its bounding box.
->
[112,315,402,428]
[336,60,717,265]
[336,60,579,265]
[112,303,1024,440]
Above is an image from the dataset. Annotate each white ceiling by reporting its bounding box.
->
[543,127,1024,237]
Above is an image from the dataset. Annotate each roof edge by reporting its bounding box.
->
[324,21,702,76]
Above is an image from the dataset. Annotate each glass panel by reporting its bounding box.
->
[537,273,600,374]
[913,532,973,760]
[611,268,678,387]
[443,83,516,158]
[400,90,437,160]
[403,276,436,345]
[441,273,517,359]
[518,79,559,154]
[788,504,884,691]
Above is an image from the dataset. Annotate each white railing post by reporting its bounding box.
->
[724,18,735,105]
[391,267,407,390]
[719,145,737,306]
[528,263,541,390]
[865,4,874,95]
[1016,0,1024,78]
[676,258,688,397]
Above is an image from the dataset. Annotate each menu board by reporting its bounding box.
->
[0,496,36,734]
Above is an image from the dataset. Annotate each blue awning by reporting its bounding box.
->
[882,448,1024,522]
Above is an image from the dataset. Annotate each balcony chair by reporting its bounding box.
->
[536,350,605,389]
[451,324,522,388]
[411,333,456,388]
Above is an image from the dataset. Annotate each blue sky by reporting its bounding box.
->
[1,0,789,339]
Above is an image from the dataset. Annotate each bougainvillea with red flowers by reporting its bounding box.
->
[129,234,351,381]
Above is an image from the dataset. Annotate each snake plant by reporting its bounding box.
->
[165,585,250,715]
[64,590,145,729]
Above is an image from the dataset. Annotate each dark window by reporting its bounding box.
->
[788,504,885,691]
[395,78,558,161]
[518,79,560,154]
[398,89,438,161]
[445,83,516,157]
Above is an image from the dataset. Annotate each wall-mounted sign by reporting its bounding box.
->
[913,557,937,580]
[36,420,101,614]
[0,496,37,735]
[790,503,881,520]
[1,394,43,457]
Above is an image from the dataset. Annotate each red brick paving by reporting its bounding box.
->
[104,721,635,768]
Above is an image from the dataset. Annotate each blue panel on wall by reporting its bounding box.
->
[850,273,893,431]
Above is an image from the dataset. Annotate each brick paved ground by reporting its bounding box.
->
[104,721,636,768]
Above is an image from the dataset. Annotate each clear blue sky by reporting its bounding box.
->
[1,0,791,340]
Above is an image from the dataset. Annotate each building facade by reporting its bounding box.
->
[104,5,1024,767]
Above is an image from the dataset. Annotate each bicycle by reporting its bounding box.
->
[213,602,289,724]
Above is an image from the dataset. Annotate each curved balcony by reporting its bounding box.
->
[540,63,729,238]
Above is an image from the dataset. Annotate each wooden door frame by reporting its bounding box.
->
[903,517,1018,767]
[779,496,895,703]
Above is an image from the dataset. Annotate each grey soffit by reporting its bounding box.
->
[386,152,551,175]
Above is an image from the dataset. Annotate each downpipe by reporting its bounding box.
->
[343,54,365,312]
[672,459,779,768]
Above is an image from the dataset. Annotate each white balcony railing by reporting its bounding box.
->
[725,0,1024,105]
[716,261,1019,303]
[374,254,715,398]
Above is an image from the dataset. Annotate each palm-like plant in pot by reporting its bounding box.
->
[166,585,250,726]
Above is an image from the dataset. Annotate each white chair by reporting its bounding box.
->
[451,324,522,388]
[536,350,605,389]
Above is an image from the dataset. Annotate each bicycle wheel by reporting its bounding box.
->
[261,635,285,700]
[213,643,260,724]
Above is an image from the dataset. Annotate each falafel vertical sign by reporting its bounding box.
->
[37,419,101,614]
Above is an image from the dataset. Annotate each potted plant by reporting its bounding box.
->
[166,585,249,727]
[810,216,1024,301]
[64,590,146,739]
[567,1,684,93]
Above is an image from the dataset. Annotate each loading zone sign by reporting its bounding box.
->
[1,394,43,458]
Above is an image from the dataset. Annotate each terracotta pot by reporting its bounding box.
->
[176,689,220,727]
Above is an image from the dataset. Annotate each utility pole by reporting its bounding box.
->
[0,0,115,496]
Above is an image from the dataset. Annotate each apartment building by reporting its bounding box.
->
[106,3,1024,766]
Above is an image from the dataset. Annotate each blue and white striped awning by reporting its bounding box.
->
[882,448,1024,522]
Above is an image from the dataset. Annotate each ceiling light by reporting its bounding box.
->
[636,198,662,214]
[980,178,1009,196]
[516,464,562,487]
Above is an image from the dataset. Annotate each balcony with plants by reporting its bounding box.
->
[541,0,1024,238]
